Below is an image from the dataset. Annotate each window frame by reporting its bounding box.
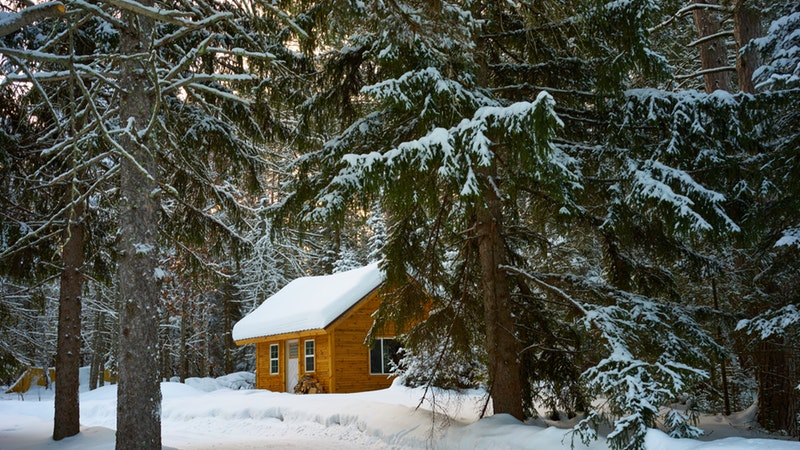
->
[269,343,279,374]
[369,338,400,375]
[304,339,315,372]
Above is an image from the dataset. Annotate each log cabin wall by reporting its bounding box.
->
[254,341,284,392]
[329,290,397,393]
[254,333,332,392]
[250,285,404,393]
[300,334,330,391]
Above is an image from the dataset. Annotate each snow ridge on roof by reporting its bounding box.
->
[232,263,385,341]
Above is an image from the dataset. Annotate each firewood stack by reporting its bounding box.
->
[293,374,324,394]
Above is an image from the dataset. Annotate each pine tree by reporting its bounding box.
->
[632,0,800,436]
[732,4,800,428]
[273,0,577,420]
[0,6,117,438]
[273,2,767,449]
[2,0,293,445]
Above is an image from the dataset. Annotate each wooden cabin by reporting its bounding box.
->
[4,367,116,394]
[4,367,55,394]
[232,264,407,394]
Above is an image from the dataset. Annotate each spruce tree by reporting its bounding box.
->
[1,6,118,438]
[2,0,293,445]
[273,2,761,449]
[273,0,577,420]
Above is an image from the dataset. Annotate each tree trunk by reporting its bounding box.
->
[160,312,170,381]
[223,286,235,374]
[89,310,102,391]
[475,172,524,420]
[693,0,732,93]
[180,299,188,382]
[755,336,798,436]
[470,5,524,420]
[116,4,162,448]
[53,201,85,440]
[712,279,731,416]
[733,0,761,93]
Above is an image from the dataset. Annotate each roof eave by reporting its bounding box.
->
[234,328,328,345]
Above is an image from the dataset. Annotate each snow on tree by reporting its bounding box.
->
[271,1,796,449]
[752,2,800,91]
[1,0,297,445]
[1,0,797,447]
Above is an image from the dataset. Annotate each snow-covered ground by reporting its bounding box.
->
[1,370,799,449]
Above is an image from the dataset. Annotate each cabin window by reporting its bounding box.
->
[370,338,401,375]
[269,344,279,374]
[304,340,315,372]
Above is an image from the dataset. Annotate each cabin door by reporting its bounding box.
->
[286,340,299,392]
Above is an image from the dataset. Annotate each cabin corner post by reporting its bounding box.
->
[328,330,336,393]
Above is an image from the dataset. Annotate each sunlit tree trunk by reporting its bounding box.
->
[116,4,162,448]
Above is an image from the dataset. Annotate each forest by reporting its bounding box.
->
[0,0,798,449]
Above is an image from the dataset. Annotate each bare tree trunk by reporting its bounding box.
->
[89,308,106,391]
[200,308,209,378]
[712,279,732,416]
[693,0,732,93]
[160,311,170,381]
[53,201,84,440]
[180,298,188,382]
[89,312,100,391]
[116,3,162,448]
[223,286,236,374]
[476,171,524,420]
[755,336,799,436]
[733,0,761,93]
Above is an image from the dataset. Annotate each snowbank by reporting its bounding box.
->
[2,372,799,450]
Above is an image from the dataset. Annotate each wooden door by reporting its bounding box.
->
[286,340,299,392]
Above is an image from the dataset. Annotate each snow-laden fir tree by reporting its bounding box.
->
[609,0,800,436]
[268,1,771,449]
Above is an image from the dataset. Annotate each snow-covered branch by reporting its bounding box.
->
[736,304,800,340]
[103,0,224,27]
[500,265,588,315]
[649,2,730,32]
[0,2,65,37]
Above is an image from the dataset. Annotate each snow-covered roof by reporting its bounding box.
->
[232,263,385,342]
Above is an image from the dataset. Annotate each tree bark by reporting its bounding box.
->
[733,0,761,93]
[755,336,799,436]
[89,309,106,391]
[180,300,188,382]
[53,201,85,440]
[116,3,162,448]
[692,0,732,93]
[712,279,732,416]
[475,172,524,420]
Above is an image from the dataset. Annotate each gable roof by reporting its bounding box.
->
[232,263,385,342]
